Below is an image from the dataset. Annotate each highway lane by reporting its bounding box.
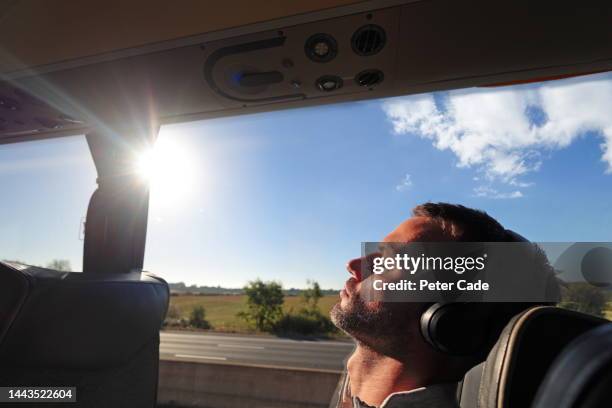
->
[160,331,354,371]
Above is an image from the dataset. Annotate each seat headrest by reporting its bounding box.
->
[463,306,606,408]
[533,323,612,408]
[0,261,169,369]
[0,261,28,345]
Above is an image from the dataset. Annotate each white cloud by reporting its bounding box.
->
[508,179,534,188]
[395,173,413,191]
[474,186,523,199]
[383,74,612,193]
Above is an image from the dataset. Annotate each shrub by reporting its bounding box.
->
[274,308,337,336]
[162,305,184,328]
[166,305,180,320]
[559,282,608,318]
[302,280,323,312]
[189,305,211,329]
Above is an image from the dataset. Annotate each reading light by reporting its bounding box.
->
[305,33,337,63]
[316,75,343,92]
[314,42,330,57]
[355,69,385,88]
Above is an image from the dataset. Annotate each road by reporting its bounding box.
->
[160,331,354,371]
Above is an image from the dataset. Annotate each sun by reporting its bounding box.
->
[135,136,196,209]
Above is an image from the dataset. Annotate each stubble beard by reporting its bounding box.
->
[330,295,416,356]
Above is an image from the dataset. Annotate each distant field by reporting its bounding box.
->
[169,296,612,333]
[168,294,340,333]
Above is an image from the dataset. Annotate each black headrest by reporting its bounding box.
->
[533,323,612,408]
[461,306,606,408]
[0,261,169,368]
[0,261,28,345]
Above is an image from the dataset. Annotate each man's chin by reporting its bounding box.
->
[332,293,356,316]
[330,297,364,336]
[330,301,348,329]
[339,295,352,309]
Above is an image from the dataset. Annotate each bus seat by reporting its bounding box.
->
[0,260,169,407]
[532,323,612,408]
[459,306,606,408]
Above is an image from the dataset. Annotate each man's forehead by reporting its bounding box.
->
[383,216,448,242]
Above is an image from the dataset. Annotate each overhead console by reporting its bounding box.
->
[201,11,396,105]
[1,0,612,144]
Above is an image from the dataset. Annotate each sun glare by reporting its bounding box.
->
[136,137,196,209]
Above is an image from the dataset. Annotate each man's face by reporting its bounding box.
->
[330,216,448,351]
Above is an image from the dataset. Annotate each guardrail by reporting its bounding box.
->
[158,360,342,408]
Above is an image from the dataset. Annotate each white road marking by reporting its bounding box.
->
[161,332,354,347]
[217,343,265,350]
[174,354,227,361]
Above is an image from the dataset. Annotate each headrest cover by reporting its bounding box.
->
[476,306,606,408]
[0,262,29,345]
[533,323,612,408]
[0,263,169,369]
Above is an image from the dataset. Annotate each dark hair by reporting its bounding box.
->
[412,203,560,362]
[412,202,560,303]
[413,202,513,242]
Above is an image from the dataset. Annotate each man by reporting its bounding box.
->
[330,202,557,408]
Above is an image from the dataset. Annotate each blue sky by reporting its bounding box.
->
[1,73,611,289]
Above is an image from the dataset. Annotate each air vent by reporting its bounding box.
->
[355,70,384,88]
[351,25,386,56]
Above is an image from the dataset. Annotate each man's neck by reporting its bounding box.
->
[346,345,426,407]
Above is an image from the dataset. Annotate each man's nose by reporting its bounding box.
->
[347,253,382,282]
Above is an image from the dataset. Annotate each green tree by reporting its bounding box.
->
[273,280,336,336]
[238,279,284,331]
[189,305,211,329]
[46,259,72,271]
[559,282,608,318]
[301,280,323,312]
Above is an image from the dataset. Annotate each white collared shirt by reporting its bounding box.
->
[333,372,459,408]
